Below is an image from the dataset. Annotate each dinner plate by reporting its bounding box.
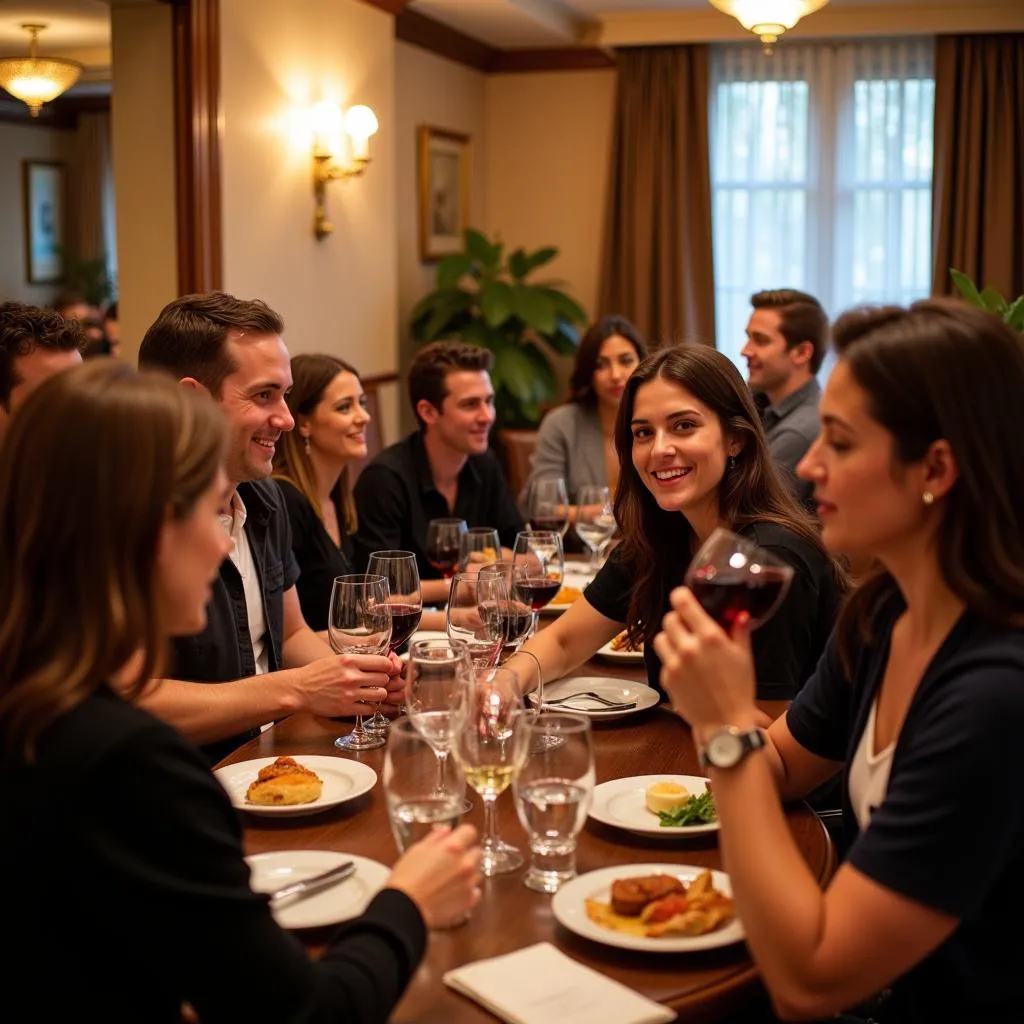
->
[589,775,719,837]
[400,630,450,661]
[214,755,378,818]
[247,850,390,930]
[551,863,744,952]
[530,676,659,721]
[540,571,592,615]
[596,635,645,663]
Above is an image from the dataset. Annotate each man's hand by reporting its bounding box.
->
[383,651,407,707]
[293,653,394,717]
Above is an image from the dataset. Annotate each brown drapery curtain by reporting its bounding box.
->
[597,46,716,347]
[931,33,1024,299]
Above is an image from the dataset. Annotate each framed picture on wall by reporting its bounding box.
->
[418,126,471,262]
[23,160,66,285]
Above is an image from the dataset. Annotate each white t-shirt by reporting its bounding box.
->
[847,695,895,831]
[219,491,269,676]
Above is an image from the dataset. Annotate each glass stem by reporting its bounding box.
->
[351,713,366,738]
[481,794,498,850]
[435,750,449,794]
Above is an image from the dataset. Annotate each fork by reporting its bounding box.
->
[544,691,633,708]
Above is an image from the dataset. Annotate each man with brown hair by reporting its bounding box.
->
[0,302,83,436]
[139,291,403,762]
[353,340,524,604]
[741,289,828,503]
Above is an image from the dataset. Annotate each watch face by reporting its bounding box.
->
[707,731,742,767]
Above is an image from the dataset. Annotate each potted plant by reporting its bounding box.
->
[950,269,1024,331]
[410,228,588,428]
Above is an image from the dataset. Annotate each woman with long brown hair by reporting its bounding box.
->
[508,343,842,700]
[655,301,1024,1021]
[0,361,481,1022]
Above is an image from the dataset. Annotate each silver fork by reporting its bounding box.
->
[544,691,633,708]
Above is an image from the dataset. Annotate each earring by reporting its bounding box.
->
[922,490,934,505]
[727,455,737,470]
[303,436,310,455]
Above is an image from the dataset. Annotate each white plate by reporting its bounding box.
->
[530,676,660,721]
[589,775,719,837]
[214,755,378,818]
[551,863,744,952]
[540,572,592,615]
[596,635,645,663]
[400,630,450,660]
[247,850,390,930]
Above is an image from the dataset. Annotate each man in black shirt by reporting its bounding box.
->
[354,341,524,604]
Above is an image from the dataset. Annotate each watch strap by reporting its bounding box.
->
[698,726,766,770]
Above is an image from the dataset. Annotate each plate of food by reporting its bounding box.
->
[551,864,742,952]
[529,677,659,721]
[246,850,390,929]
[589,775,719,837]
[540,571,592,615]
[597,629,645,663]
[214,754,378,818]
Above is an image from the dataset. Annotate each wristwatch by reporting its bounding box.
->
[699,727,766,770]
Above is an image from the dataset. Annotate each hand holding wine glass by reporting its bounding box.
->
[426,518,467,579]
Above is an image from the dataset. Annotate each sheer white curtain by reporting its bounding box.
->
[710,39,934,369]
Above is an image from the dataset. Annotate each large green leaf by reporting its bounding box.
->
[417,290,473,340]
[521,340,558,401]
[481,281,514,329]
[950,269,984,307]
[508,248,529,281]
[410,287,466,335]
[436,254,473,290]
[512,285,557,335]
[537,286,587,325]
[1006,295,1024,331]
[525,246,558,273]
[465,228,498,268]
[493,344,541,404]
[980,286,1009,315]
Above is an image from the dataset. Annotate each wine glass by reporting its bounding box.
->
[511,530,565,635]
[458,526,501,572]
[406,638,474,813]
[450,665,533,876]
[328,574,392,751]
[575,485,616,575]
[477,560,533,661]
[527,477,570,538]
[684,528,795,631]
[445,572,507,671]
[513,712,595,892]
[366,550,422,735]
[426,517,467,579]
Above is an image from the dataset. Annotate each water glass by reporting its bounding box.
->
[575,485,616,574]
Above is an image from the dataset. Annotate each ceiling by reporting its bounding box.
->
[0,0,111,84]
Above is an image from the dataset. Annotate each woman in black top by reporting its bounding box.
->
[508,344,842,700]
[0,362,482,1023]
[655,301,1024,1022]
[273,354,368,630]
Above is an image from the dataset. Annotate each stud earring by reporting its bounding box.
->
[303,436,310,455]
[922,490,934,505]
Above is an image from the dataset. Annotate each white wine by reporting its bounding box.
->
[463,764,516,799]
[390,797,462,852]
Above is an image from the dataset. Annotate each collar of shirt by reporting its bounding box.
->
[218,489,247,546]
[764,377,821,427]
[409,430,483,496]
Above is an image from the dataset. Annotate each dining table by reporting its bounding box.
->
[218,643,834,1024]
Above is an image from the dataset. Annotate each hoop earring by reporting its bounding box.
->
[922,491,934,505]
[303,436,310,456]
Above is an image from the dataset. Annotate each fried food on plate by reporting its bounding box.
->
[610,629,643,652]
[553,585,583,605]
[245,755,323,806]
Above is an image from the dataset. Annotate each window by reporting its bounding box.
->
[710,40,934,368]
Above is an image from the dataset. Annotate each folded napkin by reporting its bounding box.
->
[443,942,676,1024]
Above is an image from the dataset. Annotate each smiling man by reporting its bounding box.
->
[138,292,402,762]
[741,289,828,505]
[353,341,524,604]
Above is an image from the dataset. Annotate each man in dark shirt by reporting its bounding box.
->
[354,341,524,605]
[741,289,827,505]
[138,292,403,762]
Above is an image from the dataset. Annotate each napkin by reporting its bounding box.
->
[443,942,676,1024]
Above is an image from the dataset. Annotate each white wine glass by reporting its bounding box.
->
[328,574,392,752]
[575,484,616,575]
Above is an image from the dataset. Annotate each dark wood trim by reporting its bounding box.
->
[173,0,223,295]
[395,8,496,72]
[488,47,618,73]
[361,371,400,387]
[358,0,413,13]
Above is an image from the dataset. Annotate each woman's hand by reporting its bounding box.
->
[652,586,759,731]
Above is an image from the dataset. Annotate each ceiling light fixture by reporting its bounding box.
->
[708,1,830,52]
[0,24,83,117]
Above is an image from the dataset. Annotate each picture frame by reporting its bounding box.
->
[22,160,66,285]
[417,126,471,263]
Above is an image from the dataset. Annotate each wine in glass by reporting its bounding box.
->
[513,712,595,892]
[328,574,392,751]
[575,484,616,575]
[445,572,507,671]
[684,528,795,631]
[366,550,422,734]
[450,665,533,876]
[477,560,533,661]
[511,530,565,635]
[527,477,570,538]
[458,526,501,572]
[426,517,467,578]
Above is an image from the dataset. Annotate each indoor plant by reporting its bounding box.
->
[950,269,1024,331]
[410,228,588,428]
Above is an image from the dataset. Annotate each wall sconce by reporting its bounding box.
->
[312,102,379,240]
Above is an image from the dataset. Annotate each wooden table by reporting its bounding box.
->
[221,657,832,1024]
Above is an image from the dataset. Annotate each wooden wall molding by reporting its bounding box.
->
[360,0,414,14]
[489,47,617,73]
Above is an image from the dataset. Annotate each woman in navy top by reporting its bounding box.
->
[656,300,1024,1022]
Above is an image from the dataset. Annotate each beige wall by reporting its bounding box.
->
[0,123,75,304]
[395,40,487,433]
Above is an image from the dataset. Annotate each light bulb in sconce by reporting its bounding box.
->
[344,104,379,162]
[311,101,379,241]
[310,100,344,157]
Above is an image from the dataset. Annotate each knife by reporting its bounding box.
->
[269,860,356,903]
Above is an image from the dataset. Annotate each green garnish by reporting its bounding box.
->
[656,790,717,827]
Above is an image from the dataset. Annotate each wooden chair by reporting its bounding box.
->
[495,428,538,499]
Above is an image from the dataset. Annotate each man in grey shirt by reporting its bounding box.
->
[741,289,828,506]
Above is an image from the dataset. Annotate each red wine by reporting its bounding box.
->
[427,552,459,578]
[498,600,533,642]
[531,516,569,538]
[689,567,789,630]
[389,602,423,650]
[516,577,561,611]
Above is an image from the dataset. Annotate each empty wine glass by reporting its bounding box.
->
[366,550,423,735]
[426,517,467,579]
[458,526,501,572]
[684,528,795,631]
[527,477,570,538]
[329,574,392,751]
[511,530,565,635]
[445,572,507,671]
[575,485,616,575]
[450,665,533,876]
[513,713,595,892]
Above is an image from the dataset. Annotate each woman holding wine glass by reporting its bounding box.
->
[506,344,843,703]
[652,301,1024,1022]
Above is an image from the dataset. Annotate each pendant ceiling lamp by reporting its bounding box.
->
[0,24,83,117]
[708,1,830,52]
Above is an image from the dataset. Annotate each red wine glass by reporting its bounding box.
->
[426,518,467,579]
